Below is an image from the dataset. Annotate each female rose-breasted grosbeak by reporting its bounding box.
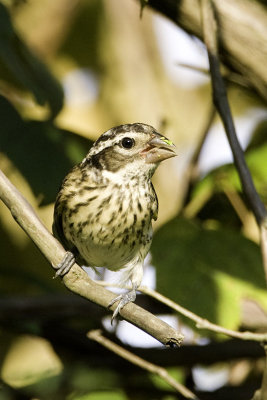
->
[53,123,176,321]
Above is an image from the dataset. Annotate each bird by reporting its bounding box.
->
[53,123,176,322]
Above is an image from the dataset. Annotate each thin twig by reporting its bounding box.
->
[87,329,197,399]
[0,168,184,347]
[200,0,267,284]
[223,187,249,228]
[141,286,267,342]
[261,221,267,285]
[148,0,267,103]
[251,344,267,400]
[97,281,267,342]
[260,345,267,400]
[178,62,252,89]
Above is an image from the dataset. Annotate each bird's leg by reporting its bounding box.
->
[54,251,76,278]
[108,282,138,324]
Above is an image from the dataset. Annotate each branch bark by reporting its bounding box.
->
[0,168,184,347]
[147,0,267,102]
[199,0,267,285]
[87,329,197,399]
[140,286,267,342]
[200,0,266,225]
[146,0,267,282]
[251,345,267,400]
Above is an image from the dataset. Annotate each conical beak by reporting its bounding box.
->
[142,135,177,164]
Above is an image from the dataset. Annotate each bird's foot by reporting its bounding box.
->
[108,289,136,324]
[54,251,75,278]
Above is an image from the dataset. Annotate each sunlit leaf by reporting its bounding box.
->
[191,143,267,220]
[72,391,127,400]
[152,217,266,330]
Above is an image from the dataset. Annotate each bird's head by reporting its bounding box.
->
[83,123,177,180]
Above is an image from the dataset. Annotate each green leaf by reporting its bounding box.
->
[71,366,119,393]
[0,3,64,117]
[0,95,93,205]
[152,217,266,331]
[192,143,267,206]
[72,392,127,400]
[149,367,184,392]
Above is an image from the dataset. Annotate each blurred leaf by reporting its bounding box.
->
[247,119,267,150]
[71,366,119,393]
[1,335,62,388]
[71,392,127,400]
[192,143,267,215]
[245,144,267,201]
[152,217,266,330]
[0,220,61,294]
[60,0,103,71]
[0,3,64,118]
[149,367,184,392]
[0,95,93,205]
[197,193,242,229]
[0,96,92,295]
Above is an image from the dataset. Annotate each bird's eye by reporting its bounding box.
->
[121,137,135,149]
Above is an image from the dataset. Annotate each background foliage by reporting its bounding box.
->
[0,0,267,399]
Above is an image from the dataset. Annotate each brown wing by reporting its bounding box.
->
[150,182,158,221]
[52,164,93,266]
[53,193,75,252]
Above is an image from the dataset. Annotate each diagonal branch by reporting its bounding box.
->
[87,329,197,399]
[98,281,267,342]
[141,286,267,342]
[251,345,267,400]
[0,168,184,347]
[200,0,266,225]
[147,0,267,103]
[200,0,267,284]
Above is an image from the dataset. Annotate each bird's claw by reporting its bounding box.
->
[54,251,75,278]
[108,290,136,324]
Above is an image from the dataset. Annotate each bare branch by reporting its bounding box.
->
[87,329,197,399]
[261,222,267,285]
[200,0,266,226]
[98,281,267,342]
[146,0,267,282]
[251,345,267,400]
[147,0,267,102]
[142,286,267,342]
[0,296,264,365]
[199,0,267,285]
[0,169,184,347]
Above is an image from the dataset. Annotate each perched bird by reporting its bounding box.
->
[53,123,176,321]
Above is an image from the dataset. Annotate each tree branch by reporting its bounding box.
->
[0,295,264,366]
[147,0,267,102]
[87,329,197,399]
[199,0,267,285]
[143,285,267,342]
[98,282,267,342]
[200,0,266,225]
[0,168,184,347]
[146,0,267,281]
[251,345,267,400]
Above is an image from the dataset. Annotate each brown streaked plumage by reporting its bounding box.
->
[53,123,176,322]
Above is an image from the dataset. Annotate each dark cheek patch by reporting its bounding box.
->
[104,148,136,172]
[91,153,103,170]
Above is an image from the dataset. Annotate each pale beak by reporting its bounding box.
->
[142,135,177,164]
